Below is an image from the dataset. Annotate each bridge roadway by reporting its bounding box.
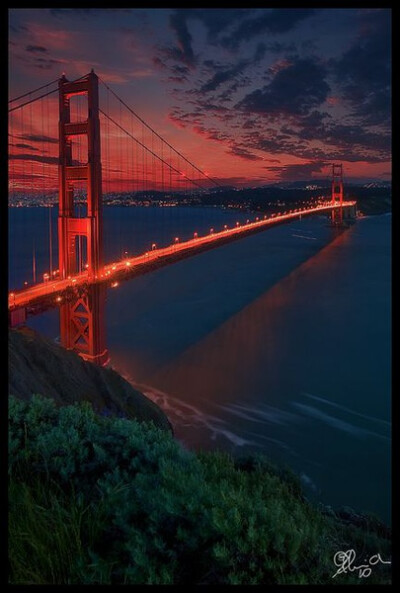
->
[9,201,356,311]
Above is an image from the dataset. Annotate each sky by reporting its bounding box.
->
[8,8,391,188]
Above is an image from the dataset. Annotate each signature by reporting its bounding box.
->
[332,549,391,579]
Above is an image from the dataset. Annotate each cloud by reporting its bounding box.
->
[222,9,316,49]
[264,160,328,181]
[200,61,248,93]
[227,146,263,161]
[14,143,40,151]
[25,45,48,53]
[236,57,330,117]
[50,8,131,18]
[169,11,195,67]
[33,57,64,70]
[9,153,59,165]
[18,133,58,144]
[333,9,391,128]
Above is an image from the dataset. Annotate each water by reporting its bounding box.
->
[10,206,391,522]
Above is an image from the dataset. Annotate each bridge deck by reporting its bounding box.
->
[9,202,356,311]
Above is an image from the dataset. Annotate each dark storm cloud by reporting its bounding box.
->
[236,58,330,117]
[201,61,248,93]
[222,9,317,50]
[264,160,328,181]
[248,124,389,163]
[166,9,253,67]
[17,133,58,144]
[334,9,391,128]
[25,45,48,53]
[169,11,195,67]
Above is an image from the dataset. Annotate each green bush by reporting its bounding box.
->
[8,395,391,585]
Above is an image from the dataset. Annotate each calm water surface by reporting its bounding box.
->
[10,206,391,522]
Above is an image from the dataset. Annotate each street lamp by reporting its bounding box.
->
[194,231,198,238]
[152,243,157,250]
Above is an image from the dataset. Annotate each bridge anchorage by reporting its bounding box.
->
[9,69,357,365]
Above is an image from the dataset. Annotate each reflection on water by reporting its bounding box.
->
[108,216,391,522]
[25,212,391,522]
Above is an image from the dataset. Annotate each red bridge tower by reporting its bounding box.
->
[331,163,343,225]
[58,70,108,365]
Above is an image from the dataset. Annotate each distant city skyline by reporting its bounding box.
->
[9,8,391,187]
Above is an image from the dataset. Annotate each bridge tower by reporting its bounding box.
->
[58,70,108,365]
[331,163,343,225]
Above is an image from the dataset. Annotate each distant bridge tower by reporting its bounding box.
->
[331,163,343,225]
[58,70,108,365]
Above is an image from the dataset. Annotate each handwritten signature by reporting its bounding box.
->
[332,549,391,579]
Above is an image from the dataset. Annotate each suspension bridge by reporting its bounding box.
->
[8,70,357,365]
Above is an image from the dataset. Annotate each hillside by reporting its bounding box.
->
[8,327,171,432]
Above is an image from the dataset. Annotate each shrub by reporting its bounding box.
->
[9,395,391,585]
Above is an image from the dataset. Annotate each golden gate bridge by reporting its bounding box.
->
[8,70,357,365]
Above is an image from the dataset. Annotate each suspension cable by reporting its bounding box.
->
[98,76,222,188]
[99,109,208,191]
[8,87,58,113]
[8,78,59,104]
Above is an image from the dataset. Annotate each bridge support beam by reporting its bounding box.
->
[60,285,108,366]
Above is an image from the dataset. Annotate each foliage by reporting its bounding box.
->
[9,395,391,585]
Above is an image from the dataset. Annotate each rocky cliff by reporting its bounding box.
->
[8,327,171,432]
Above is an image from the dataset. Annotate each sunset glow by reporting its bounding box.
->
[8,8,391,193]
